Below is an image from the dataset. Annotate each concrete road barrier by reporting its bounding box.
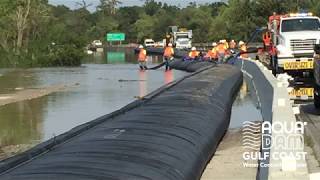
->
[236,59,309,180]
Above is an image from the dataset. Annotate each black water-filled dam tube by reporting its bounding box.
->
[0,65,242,180]
[169,59,214,72]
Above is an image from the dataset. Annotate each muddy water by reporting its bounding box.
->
[0,48,262,159]
[0,48,186,157]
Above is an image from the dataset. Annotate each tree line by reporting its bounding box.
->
[1,0,320,67]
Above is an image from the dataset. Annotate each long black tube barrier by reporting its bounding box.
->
[0,64,242,180]
[169,59,215,73]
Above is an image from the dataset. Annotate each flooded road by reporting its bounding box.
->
[0,48,186,158]
[0,48,262,160]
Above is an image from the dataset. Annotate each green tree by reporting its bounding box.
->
[98,0,122,15]
[134,14,155,42]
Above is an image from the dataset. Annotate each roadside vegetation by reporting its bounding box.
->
[1,0,320,67]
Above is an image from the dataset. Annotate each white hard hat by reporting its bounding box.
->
[191,47,196,51]
[139,45,143,48]
[212,42,217,46]
[222,39,227,43]
[168,43,172,47]
[219,40,224,43]
[239,41,245,46]
[230,39,235,42]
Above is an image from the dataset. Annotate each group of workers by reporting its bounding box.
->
[137,43,175,71]
[188,39,248,62]
[137,39,248,71]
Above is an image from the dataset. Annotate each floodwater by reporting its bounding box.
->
[0,47,262,158]
[229,79,263,128]
[0,48,186,152]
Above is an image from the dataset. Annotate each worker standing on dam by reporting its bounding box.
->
[138,45,148,70]
[239,41,248,58]
[216,40,226,63]
[163,43,175,71]
[188,47,200,60]
[205,42,218,61]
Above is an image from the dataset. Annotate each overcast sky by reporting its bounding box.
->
[49,0,224,11]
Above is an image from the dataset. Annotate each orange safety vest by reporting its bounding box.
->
[216,44,226,54]
[207,47,217,59]
[263,32,271,46]
[138,49,147,61]
[223,43,229,50]
[188,51,200,58]
[163,47,174,57]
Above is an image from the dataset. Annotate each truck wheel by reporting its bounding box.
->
[314,90,320,109]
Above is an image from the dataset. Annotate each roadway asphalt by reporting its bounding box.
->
[297,102,320,177]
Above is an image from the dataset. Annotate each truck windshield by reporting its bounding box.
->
[282,18,320,32]
[177,35,189,39]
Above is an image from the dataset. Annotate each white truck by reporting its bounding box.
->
[269,13,320,74]
[144,39,155,47]
[174,30,192,49]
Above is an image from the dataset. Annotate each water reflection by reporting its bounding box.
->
[164,70,174,84]
[0,98,45,146]
[107,52,126,64]
[230,80,263,128]
[139,71,147,97]
[0,70,38,94]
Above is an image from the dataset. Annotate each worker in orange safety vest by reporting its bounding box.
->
[138,45,147,70]
[188,47,200,59]
[239,41,248,59]
[216,40,226,63]
[205,42,218,61]
[163,43,175,71]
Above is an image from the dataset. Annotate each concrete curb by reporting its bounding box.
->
[245,59,309,180]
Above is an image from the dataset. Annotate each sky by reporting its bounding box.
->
[49,0,224,11]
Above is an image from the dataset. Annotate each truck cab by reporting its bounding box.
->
[274,13,320,73]
[174,31,192,49]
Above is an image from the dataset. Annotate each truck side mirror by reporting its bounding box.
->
[314,44,320,54]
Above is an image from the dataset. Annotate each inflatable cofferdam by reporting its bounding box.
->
[0,65,242,180]
[169,59,214,72]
